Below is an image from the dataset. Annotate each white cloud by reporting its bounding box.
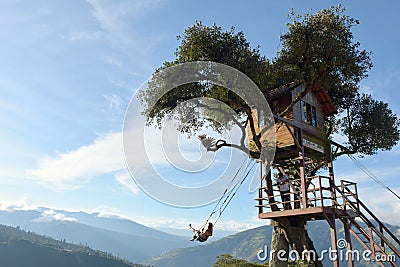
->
[91,205,132,220]
[85,0,168,62]
[33,209,78,223]
[360,85,375,96]
[26,132,125,190]
[215,220,265,232]
[25,104,248,193]
[64,30,104,41]
[360,187,400,226]
[137,216,264,232]
[86,0,163,33]
[103,93,122,110]
[115,170,140,194]
[0,198,35,212]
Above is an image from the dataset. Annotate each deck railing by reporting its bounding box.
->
[256,175,336,214]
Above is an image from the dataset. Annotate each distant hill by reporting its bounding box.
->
[0,224,147,267]
[146,220,400,267]
[0,209,193,263]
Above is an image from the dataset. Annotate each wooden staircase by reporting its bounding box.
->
[334,181,400,267]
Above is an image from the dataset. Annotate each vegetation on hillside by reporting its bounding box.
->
[0,224,148,267]
[213,254,311,266]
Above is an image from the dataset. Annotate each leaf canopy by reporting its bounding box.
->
[138,6,399,158]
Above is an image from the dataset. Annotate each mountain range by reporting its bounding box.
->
[146,220,400,267]
[1,207,399,266]
[0,224,147,267]
[0,208,193,263]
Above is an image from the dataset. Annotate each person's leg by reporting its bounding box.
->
[190,230,202,241]
[281,190,291,210]
[284,190,292,209]
[280,191,286,210]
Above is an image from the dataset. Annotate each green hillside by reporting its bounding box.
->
[146,220,400,267]
[0,224,147,267]
[146,225,272,267]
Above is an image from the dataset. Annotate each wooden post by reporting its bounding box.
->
[327,145,337,209]
[379,223,385,252]
[369,228,376,258]
[298,129,307,208]
[343,219,354,267]
[259,161,263,214]
[329,217,340,267]
[318,176,323,207]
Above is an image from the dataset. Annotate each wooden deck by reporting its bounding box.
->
[258,206,337,220]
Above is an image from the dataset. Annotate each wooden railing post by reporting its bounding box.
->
[258,161,263,215]
[318,176,323,207]
[298,129,307,208]
[343,218,354,267]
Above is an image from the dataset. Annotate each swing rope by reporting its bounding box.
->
[197,156,249,231]
[198,159,257,231]
[213,160,257,225]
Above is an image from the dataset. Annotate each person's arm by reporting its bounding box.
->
[189,224,197,232]
[283,175,289,183]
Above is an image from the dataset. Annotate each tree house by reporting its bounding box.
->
[251,82,400,267]
[252,82,338,218]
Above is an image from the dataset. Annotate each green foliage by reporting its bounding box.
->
[277,5,373,110]
[214,254,267,267]
[139,21,267,137]
[175,22,268,88]
[213,254,310,267]
[339,94,400,156]
[147,221,400,267]
[0,224,146,267]
[138,6,399,158]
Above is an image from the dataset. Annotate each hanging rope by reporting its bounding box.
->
[348,154,400,200]
[197,156,249,231]
[197,158,257,231]
[213,160,257,225]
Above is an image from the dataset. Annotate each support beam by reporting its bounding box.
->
[258,162,263,215]
[328,145,337,208]
[298,129,307,208]
[343,219,354,267]
[329,218,340,267]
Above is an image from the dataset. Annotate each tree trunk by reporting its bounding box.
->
[263,164,323,266]
[269,218,323,267]
[270,225,289,267]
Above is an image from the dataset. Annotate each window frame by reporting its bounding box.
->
[301,100,317,127]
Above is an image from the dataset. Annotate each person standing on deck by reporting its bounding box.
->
[278,172,292,210]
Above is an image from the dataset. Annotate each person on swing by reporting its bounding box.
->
[189,222,213,242]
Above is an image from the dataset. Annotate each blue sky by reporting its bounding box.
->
[1,0,400,233]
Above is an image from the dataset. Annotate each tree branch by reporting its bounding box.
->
[215,140,261,159]
[245,108,262,152]
[278,85,308,118]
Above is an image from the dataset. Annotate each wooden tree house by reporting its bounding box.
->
[251,82,400,267]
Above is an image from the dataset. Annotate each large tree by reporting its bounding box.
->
[138,6,400,267]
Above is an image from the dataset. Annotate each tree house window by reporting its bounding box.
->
[301,101,317,127]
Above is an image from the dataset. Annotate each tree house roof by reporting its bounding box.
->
[265,82,338,116]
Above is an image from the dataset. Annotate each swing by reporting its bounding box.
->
[188,158,257,242]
